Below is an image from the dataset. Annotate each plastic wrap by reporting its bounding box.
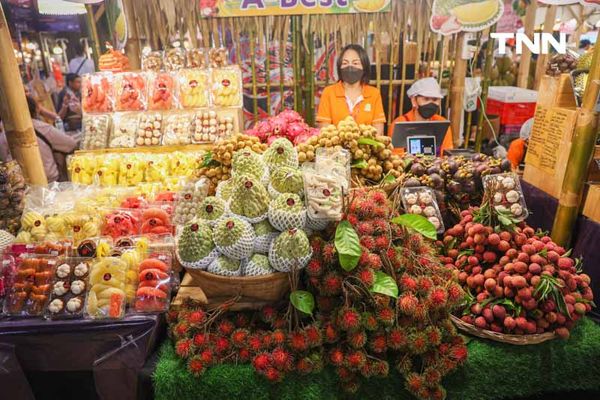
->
[164,48,186,71]
[82,73,114,113]
[161,111,193,145]
[186,48,206,68]
[75,237,113,258]
[101,209,141,240]
[400,186,445,233]
[208,47,229,68]
[136,113,163,146]
[81,114,112,150]
[173,178,209,225]
[3,256,57,316]
[133,253,172,313]
[115,72,147,111]
[178,69,210,108]
[140,206,173,236]
[302,165,343,221]
[211,66,242,107]
[148,72,177,111]
[483,172,529,222]
[315,147,351,191]
[45,258,90,319]
[109,112,139,148]
[0,160,27,235]
[141,50,163,72]
[191,109,233,144]
[85,257,127,319]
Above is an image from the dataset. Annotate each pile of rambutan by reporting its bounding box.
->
[437,207,594,339]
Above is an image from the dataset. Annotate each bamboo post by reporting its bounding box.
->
[517,0,537,88]
[122,0,141,70]
[265,22,272,116]
[85,4,101,69]
[250,29,259,123]
[306,25,315,126]
[534,5,557,90]
[551,43,600,247]
[571,5,585,47]
[450,32,467,147]
[279,18,287,112]
[0,5,47,185]
[475,26,496,153]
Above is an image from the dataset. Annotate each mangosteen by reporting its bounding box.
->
[429,173,444,189]
[471,153,486,162]
[404,177,421,187]
[446,160,459,174]
[463,181,476,193]
[427,165,441,175]
[447,180,462,195]
[410,163,426,176]
[490,166,501,174]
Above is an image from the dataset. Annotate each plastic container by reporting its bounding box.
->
[210,66,242,107]
[148,72,177,111]
[101,209,141,239]
[208,47,229,68]
[315,147,351,191]
[178,69,210,108]
[302,164,343,221]
[186,48,206,68]
[482,172,529,222]
[3,256,57,316]
[162,111,193,146]
[45,257,90,319]
[114,72,147,111]
[486,87,537,126]
[164,48,186,71]
[191,109,234,144]
[85,256,127,319]
[74,236,113,258]
[142,50,163,72]
[109,112,139,148]
[140,206,173,236]
[136,112,163,146]
[81,114,111,150]
[133,253,172,313]
[400,186,445,233]
[173,178,209,225]
[82,73,114,113]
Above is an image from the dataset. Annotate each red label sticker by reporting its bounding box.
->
[323,189,331,197]
[75,167,81,173]
[222,79,230,87]
[127,164,132,169]
[184,193,192,200]
[103,273,112,281]
[73,225,81,233]
[189,80,198,88]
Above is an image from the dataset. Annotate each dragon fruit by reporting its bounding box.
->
[270,116,288,136]
[279,109,303,124]
[287,122,308,140]
[244,110,314,144]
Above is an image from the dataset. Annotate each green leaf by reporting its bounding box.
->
[538,248,548,257]
[498,214,512,227]
[290,290,315,315]
[563,248,573,257]
[351,159,368,169]
[391,214,437,240]
[201,152,220,168]
[357,137,384,148]
[370,271,399,298]
[382,174,396,184]
[335,221,362,271]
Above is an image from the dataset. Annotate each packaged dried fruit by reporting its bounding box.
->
[81,114,112,150]
[82,73,114,113]
[208,47,229,68]
[142,50,163,72]
[191,109,234,144]
[136,113,163,146]
[178,69,210,108]
[211,66,242,107]
[482,172,529,222]
[109,112,139,148]
[115,72,147,111]
[148,72,177,111]
[101,209,141,239]
[400,186,445,233]
[315,147,351,191]
[162,111,193,146]
[75,236,113,258]
[3,256,58,316]
[134,253,172,313]
[45,258,90,319]
[302,165,343,221]
[85,256,127,319]
[164,48,186,71]
[186,48,206,68]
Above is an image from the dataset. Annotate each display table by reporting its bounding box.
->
[0,315,164,400]
[521,181,600,318]
[152,318,600,400]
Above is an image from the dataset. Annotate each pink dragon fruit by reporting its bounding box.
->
[278,109,303,124]
[287,122,308,140]
[270,116,288,136]
[254,120,274,141]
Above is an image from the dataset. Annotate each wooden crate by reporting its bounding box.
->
[583,184,600,223]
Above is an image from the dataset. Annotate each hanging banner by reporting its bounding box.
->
[107,0,127,50]
[536,0,600,7]
[198,0,391,17]
[430,0,505,35]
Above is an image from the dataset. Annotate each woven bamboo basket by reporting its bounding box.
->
[185,268,290,311]
[451,315,557,345]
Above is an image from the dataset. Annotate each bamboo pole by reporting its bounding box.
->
[475,26,496,153]
[279,18,287,112]
[306,20,315,126]
[0,5,47,185]
[122,0,141,70]
[571,5,585,48]
[517,0,537,88]
[551,42,600,247]
[85,4,101,69]
[265,20,272,116]
[250,29,258,123]
[449,32,467,147]
[534,5,557,90]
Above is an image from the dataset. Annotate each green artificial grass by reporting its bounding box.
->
[153,318,600,400]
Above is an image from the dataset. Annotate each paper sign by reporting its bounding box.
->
[430,0,504,35]
[537,0,600,7]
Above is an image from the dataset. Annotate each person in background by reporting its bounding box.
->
[68,42,95,75]
[507,117,533,170]
[24,85,59,123]
[579,39,592,54]
[56,73,82,132]
[317,44,386,134]
[390,77,453,155]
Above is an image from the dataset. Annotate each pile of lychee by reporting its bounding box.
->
[438,208,594,339]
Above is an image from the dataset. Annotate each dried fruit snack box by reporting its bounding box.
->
[315,147,351,191]
[148,72,177,111]
[178,69,210,108]
[482,172,529,222]
[173,178,210,225]
[186,48,206,68]
[162,111,193,146]
[45,258,90,319]
[133,253,172,313]
[142,50,163,72]
[3,256,58,316]
[208,47,229,68]
[191,109,234,144]
[136,112,163,146]
[115,72,147,111]
[85,256,127,319]
[82,73,114,113]
[164,48,186,71]
[109,112,139,148]
[81,114,112,150]
[211,66,242,108]
[400,186,445,233]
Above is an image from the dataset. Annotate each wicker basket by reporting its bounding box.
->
[185,268,290,310]
[451,315,557,345]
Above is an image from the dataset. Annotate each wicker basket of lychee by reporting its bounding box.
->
[176,138,333,309]
[437,205,594,344]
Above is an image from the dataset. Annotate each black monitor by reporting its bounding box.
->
[392,120,450,156]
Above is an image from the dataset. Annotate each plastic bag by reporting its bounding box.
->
[136,113,163,146]
[82,73,114,113]
[109,112,139,148]
[482,172,529,222]
[315,147,351,191]
[208,47,229,68]
[81,114,112,150]
[45,257,90,319]
[186,48,206,68]
[140,206,173,236]
[114,72,147,111]
[211,66,242,107]
[133,253,172,313]
[161,111,193,146]
[85,256,127,319]
[178,69,210,108]
[302,165,343,221]
[148,72,177,111]
[173,178,209,225]
[101,209,141,239]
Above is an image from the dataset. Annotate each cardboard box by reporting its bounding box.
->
[537,74,577,108]
[583,184,600,223]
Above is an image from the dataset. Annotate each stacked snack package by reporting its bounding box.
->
[148,72,177,111]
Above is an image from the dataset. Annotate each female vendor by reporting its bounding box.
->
[317,44,386,135]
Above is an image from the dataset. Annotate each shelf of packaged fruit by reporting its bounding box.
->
[74,143,214,156]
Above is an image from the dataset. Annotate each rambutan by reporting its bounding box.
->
[188,310,207,325]
[167,310,179,324]
[387,327,408,350]
[262,332,274,348]
[296,357,313,375]
[304,325,322,347]
[348,330,368,349]
[215,336,231,354]
[386,247,397,260]
[369,331,387,353]
[288,331,309,352]
[429,385,447,400]
[361,312,379,331]
[173,322,190,339]
[320,272,343,296]
[374,235,391,251]
[373,205,389,219]
[413,303,429,321]
[447,283,464,304]
[418,277,434,293]
[187,357,205,376]
[316,295,337,313]
[399,273,418,292]
[373,360,390,377]
[395,356,413,375]
[199,349,214,365]
[310,237,323,254]
[271,329,286,346]
[306,259,324,277]
[398,293,419,315]
[252,353,271,371]
[450,344,468,363]
[271,347,294,371]
[259,305,277,323]
[238,348,251,362]
[338,307,362,331]
[376,306,395,326]
[360,360,376,378]
[408,332,429,354]
[343,380,361,394]
[360,235,375,250]
[371,190,387,206]
[175,339,192,358]
[424,367,442,385]
[345,350,367,370]
[217,319,235,336]
[429,287,448,308]
[357,199,375,218]
[405,372,425,394]
[425,326,442,346]
[231,329,249,348]
[234,313,250,328]
[347,213,360,226]
[247,333,263,352]
[322,243,337,263]
[368,253,383,270]
[323,322,339,343]
[372,219,390,235]
[356,221,374,236]
[329,347,345,366]
[264,367,282,382]
[357,267,375,287]
[336,366,355,382]
[407,234,424,250]
[193,333,208,348]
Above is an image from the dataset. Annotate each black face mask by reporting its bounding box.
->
[417,102,439,119]
[340,66,363,84]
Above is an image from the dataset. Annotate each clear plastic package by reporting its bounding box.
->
[101,209,141,239]
[85,256,127,319]
[114,72,147,111]
[208,47,229,68]
[186,48,206,68]
[74,236,113,258]
[45,257,90,319]
[162,111,193,146]
[133,253,172,313]
[148,72,177,111]
[117,155,146,186]
[178,69,210,108]
[164,48,186,71]
[210,66,242,107]
[140,206,173,236]
[136,112,163,146]
[3,255,57,316]
[302,164,343,221]
[482,172,529,222]
[81,114,111,150]
[82,73,114,113]
[109,112,139,148]
[400,186,445,233]
[315,147,351,191]
[191,109,233,144]
[142,50,163,72]
[173,178,209,225]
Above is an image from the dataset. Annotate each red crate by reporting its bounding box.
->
[486,98,536,126]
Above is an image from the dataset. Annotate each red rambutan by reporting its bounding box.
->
[361,312,379,331]
[329,347,345,366]
[271,347,294,371]
[357,199,375,218]
[304,325,322,347]
[408,332,429,354]
[310,237,323,254]
[271,329,287,346]
[234,313,250,328]
[247,334,263,352]
[368,253,383,270]
[360,360,377,378]
[215,336,231,354]
[336,366,355,382]
[376,306,395,326]
[306,259,324,277]
[387,327,408,350]
[373,359,390,377]
[450,344,468,363]
[348,330,368,349]
[418,277,434,293]
[322,243,337,263]
[296,357,313,375]
[424,367,442,385]
[357,267,375,287]
[217,319,235,336]
[373,205,389,219]
[343,380,360,394]
[264,367,282,382]
[356,221,374,236]
[429,287,448,308]
[193,333,208,348]
[320,272,343,296]
[167,310,179,324]
[386,247,397,260]
[399,273,419,292]
[396,356,412,375]
[262,332,274,348]
[360,235,375,250]
[187,357,205,376]
[252,353,271,371]
[316,295,337,313]
[447,283,464,304]
[405,372,425,394]
[231,329,249,348]
[425,326,442,346]
[288,331,309,352]
[345,350,367,370]
[413,303,429,321]
[374,235,391,251]
[371,190,387,206]
[323,322,339,343]
[238,348,251,362]
[369,332,388,353]
[272,317,287,330]
[174,322,190,339]
[200,349,214,365]
[338,307,362,331]
[259,305,277,323]
[398,293,419,315]
[175,339,192,358]
[188,310,207,325]
[372,219,390,235]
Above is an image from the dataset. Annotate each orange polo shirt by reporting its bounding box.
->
[390,109,454,156]
[316,81,386,126]
[507,138,526,169]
